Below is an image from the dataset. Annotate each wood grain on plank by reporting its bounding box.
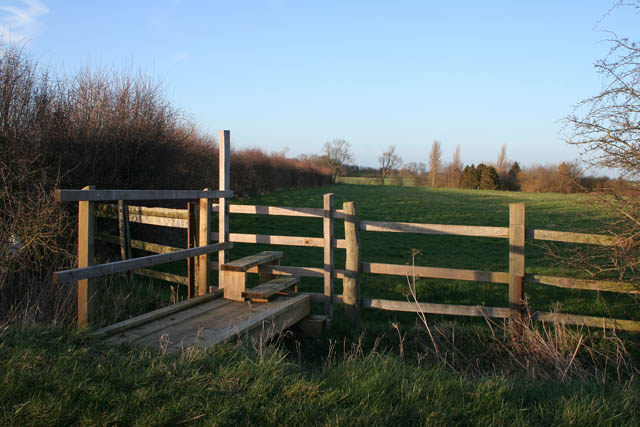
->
[212,203,347,219]
[221,251,283,272]
[360,220,509,238]
[525,274,640,294]
[361,262,510,284]
[527,229,617,246]
[96,232,183,254]
[242,276,300,300]
[94,291,222,339]
[362,298,510,318]
[532,311,640,332]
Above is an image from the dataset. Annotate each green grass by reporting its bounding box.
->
[1,326,639,426]
[7,184,638,425]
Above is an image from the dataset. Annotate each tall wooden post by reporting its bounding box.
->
[117,200,132,282]
[509,203,525,332]
[323,193,335,316]
[78,185,95,327]
[197,189,211,296]
[187,202,197,298]
[218,130,230,289]
[343,201,361,328]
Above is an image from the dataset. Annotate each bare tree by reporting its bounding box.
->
[428,140,442,187]
[379,145,402,182]
[560,1,640,282]
[496,144,508,175]
[405,162,426,175]
[323,139,354,181]
[448,145,463,187]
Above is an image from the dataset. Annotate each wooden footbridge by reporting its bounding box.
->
[53,130,640,353]
[53,131,328,352]
[95,251,312,352]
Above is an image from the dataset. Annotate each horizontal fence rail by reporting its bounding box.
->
[212,203,346,219]
[304,292,640,331]
[207,261,347,280]
[360,220,509,238]
[532,311,640,332]
[526,229,618,245]
[97,205,188,228]
[96,232,182,254]
[361,262,510,284]
[56,189,233,202]
[524,274,640,294]
[211,232,347,249]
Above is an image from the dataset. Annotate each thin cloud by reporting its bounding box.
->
[171,51,190,62]
[0,0,49,43]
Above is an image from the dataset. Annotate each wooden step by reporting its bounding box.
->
[221,251,283,272]
[242,276,300,302]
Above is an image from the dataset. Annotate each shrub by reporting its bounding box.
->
[0,43,330,325]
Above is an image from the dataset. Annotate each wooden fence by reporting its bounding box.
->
[93,195,640,332]
[54,131,234,327]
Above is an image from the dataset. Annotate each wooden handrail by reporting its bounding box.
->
[56,189,233,202]
[53,242,232,284]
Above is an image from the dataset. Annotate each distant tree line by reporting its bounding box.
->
[312,139,625,194]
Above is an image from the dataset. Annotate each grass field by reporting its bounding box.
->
[2,184,639,425]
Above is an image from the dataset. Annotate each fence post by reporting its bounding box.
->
[78,185,95,327]
[117,200,132,282]
[187,202,197,298]
[323,193,335,316]
[509,203,525,332]
[218,129,230,289]
[198,189,211,296]
[343,201,361,328]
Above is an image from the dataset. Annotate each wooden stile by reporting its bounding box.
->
[221,251,283,272]
[221,251,283,301]
[77,185,95,327]
[323,193,335,316]
[218,130,230,290]
[343,201,361,327]
[509,203,525,331]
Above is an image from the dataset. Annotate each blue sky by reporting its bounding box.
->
[1,1,638,172]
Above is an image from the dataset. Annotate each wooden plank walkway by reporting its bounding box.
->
[97,293,310,353]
